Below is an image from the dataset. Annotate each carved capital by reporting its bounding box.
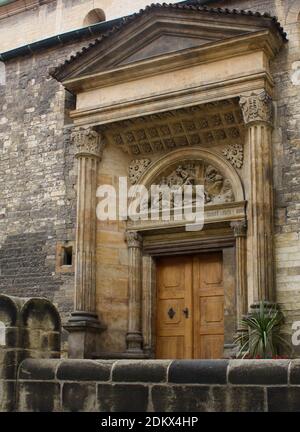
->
[231,220,247,237]
[239,90,273,126]
[126,231,143,248]
[72,127,105,159]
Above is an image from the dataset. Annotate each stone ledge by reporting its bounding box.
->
[112,360,170,383]
[168,360,229,384]
[228,359,290,385]
[12,359,300,412]
[56,359,113,382]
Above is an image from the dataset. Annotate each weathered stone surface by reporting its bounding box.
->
[97,384,149,412]
[62,383,96,412]
[57,360,112,381]
[18,382,60,412]
[289,360,300,384]
[168,360,229,384]
[267,387,300,412]
[228,360,290,385]
[0,381,16,412]
[112,360,170,383]
[19,359,59,381]
[152,385,265,412]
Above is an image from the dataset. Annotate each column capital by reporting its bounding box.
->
[231,220,247,237]
[126,231,143,249]
[239,90,273,126]
[72,127,105,159]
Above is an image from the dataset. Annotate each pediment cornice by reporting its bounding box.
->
[51,3,287,90]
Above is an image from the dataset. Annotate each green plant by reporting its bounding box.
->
[235,302,291,359]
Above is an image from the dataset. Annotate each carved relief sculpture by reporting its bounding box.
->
[129,159,151,184]
[72,127,105,159]
[239,90,273,125]
[150,160,234,209]
[223,143,244,169]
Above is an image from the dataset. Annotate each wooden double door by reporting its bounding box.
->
[156,252,224,359]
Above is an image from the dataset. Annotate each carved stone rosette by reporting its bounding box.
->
[129,159,151,185]
[239,90,273,125]
[72,127,105,159]
[223,144,244,169]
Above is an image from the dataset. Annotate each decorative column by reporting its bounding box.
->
[126,231,144,354]
[65,127,106,359]
[239,90,275,305]
[231,220,248,326]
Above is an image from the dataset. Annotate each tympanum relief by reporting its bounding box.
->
[148,161,234,209]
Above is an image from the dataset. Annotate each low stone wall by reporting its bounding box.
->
[13,359,300,412]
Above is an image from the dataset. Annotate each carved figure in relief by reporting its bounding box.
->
[148,160,234,210]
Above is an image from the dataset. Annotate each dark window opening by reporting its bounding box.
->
[62,246,73,266]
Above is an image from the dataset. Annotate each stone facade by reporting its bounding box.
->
[0,0,300,359]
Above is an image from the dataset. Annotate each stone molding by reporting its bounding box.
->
[71,127,105,159]
[239,90,273,125]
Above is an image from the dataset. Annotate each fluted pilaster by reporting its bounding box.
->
[126,231,143,353]
[65,127,106,358]
[239,90,275,304]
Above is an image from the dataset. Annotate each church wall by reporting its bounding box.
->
[0,0,182,53]
[0,36,99,338]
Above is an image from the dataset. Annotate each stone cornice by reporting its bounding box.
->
[62,31,281,93]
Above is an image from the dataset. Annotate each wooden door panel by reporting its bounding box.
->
[156,256,192,359]
[193,252,224,359]
[199,295,224,332]
[198,334,224,359]
[156,336,185,359]
[156,252,224,360]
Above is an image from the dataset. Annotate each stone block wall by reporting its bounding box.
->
[11,358,300,412]
[0,294,61,411]
[0,34,100,327]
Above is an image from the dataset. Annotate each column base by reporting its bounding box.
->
[64,312,106,359]
[126,331,143,354]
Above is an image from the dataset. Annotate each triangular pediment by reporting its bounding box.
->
[52,4,286,83]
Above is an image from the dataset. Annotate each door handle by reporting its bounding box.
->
[183,307,189,318]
